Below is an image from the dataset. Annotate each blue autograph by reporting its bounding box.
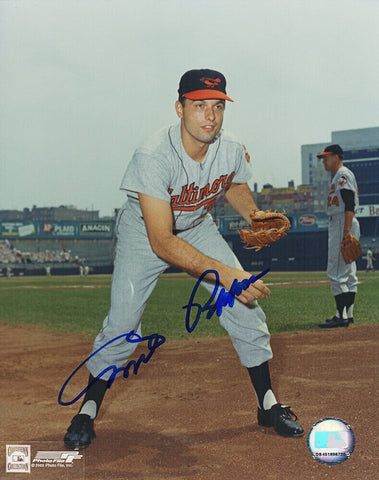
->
[58,330,166,406]
[59,269,269,406]
[182,268,270,333]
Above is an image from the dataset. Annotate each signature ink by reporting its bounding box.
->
[58,330,166,406]
[182,268,270,333]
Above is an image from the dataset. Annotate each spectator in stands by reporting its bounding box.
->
[0,240,75,265]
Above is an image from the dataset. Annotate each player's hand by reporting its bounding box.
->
[247,278,270,301]
[221,268,270,304]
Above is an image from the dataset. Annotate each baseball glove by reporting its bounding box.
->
[341,233,361,264]
[239,210,290,251]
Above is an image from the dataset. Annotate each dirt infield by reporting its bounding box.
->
[0,323,377,480]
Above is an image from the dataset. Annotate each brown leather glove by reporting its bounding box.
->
[239,210,290,251]
[341,233,361,264]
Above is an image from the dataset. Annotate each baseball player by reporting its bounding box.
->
[317,144,360,328]
[63,69,303,450]
[366,247,375,272]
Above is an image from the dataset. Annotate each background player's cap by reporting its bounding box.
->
[317,144,344,158]
[178,69,233,102]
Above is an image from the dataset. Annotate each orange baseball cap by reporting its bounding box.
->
[178,69,234,102]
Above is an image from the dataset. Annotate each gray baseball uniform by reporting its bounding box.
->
[326,165,360,296]
[86,122,273,380]
[366,249,374,270]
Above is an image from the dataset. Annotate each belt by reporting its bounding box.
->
[173,218,206,234]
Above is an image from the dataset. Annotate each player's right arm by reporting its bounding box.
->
[138,192,270,304]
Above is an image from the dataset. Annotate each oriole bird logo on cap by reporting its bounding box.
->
[200,77,221,88]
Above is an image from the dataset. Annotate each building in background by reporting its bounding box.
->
[301,126,379,210]
[0,205,99,222]
[0,210,24,221]
[260,182,314,213]
[214,128,378,217]
[213,182,261,217]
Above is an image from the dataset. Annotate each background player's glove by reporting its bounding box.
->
[239,210,290,251]
[341,233,361,264]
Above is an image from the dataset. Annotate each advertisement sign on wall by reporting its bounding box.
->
[0,221,115,239]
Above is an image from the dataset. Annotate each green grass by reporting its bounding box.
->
[0,272,377,339]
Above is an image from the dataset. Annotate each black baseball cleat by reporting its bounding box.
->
[64,414,96,450]
[258,403,304,437]
[318,316,349,328]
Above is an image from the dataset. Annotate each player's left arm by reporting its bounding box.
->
[340,188,355,237]
[225,182,258,223]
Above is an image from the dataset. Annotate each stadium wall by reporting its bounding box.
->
[1,212,377,275]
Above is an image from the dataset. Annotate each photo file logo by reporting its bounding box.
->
[33,451,83,463]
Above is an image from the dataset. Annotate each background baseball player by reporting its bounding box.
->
[366,247,375,272]
[317,144,360,328]
[63,68,303,450]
